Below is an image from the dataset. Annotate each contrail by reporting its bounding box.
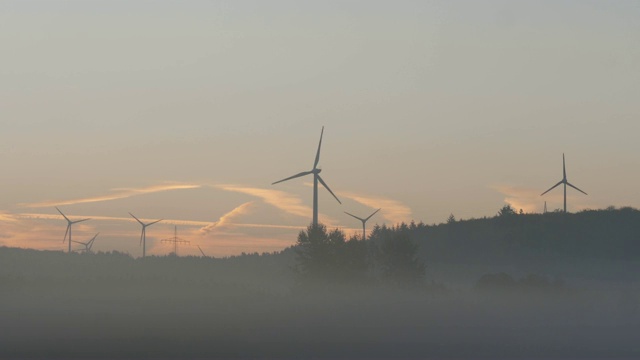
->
[215,184,337,224]
[15,213,308,230]
[21,183,201,208]
[199,202,255,235]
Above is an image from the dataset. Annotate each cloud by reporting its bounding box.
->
[0,212,18,223]
[337,191,412,224]
[215,184,335,224]
[492,185,551,213]
[199,202,255,235]
[493,184,598,214]
[21,183,201,208]
[2,210,306,256]
[0,213,87,250]
[14,212,304,230]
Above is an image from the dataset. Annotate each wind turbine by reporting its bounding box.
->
[272,126,341,226]
[56,207,90,253]
[72,233,99,254]
[540,153,587,213]
[344,208,381,241]
[129,212,162,258]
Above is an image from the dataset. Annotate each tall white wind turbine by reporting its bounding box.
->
[272,126,341,226]
[56,207,90,253]
[344,208,381,241]
[129,212,162,258]
[540,153,587,213]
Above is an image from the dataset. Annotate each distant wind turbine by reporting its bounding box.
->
[72,233,99,254]
[129,212,162,258]
[272,126,341,226]
[56,207,90,253]
[344,208,381,241]
[540,153,587,213]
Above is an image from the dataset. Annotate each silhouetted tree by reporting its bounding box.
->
[497,205,517,217]
[377,228,425,287]
[294,224,369,285]
[447,214,456,224]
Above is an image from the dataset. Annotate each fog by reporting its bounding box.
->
[1,244,638,358]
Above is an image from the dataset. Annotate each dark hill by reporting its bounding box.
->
[3,207,640,287]
[370,207,640,284]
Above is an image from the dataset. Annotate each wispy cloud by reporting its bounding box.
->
[337,191,412,224]
[21,183,201,208]
[15,212,304,230]
[215,184,335,224]
[493,184,598,214]
[199,202,255,235]
[492,185,550,213]
[0,212,18,223]
[15,213,209,226]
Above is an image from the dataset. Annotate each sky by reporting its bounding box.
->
[1,1,639,257]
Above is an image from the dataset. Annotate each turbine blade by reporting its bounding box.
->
[147,219,162,226]
[365,208,381,221]
[63,225,70,243]
[566,181,588,195]
[344,211,364,222]
[71,218,90,224]
[563,153,566,180]
[313,126,324,169]
[541,180,563,196]
[317,175,341,204]
[88,234,98,250]
[140,229,144,246]
[56,207,70,222]
[272,171,313,185]
[129,212,144,225]
[197,245,206,257]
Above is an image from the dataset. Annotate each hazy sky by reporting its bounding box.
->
[1,1,639,256]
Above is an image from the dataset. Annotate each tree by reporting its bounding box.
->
[377,228,425,287]
[497,204,517,217]
[294,223,368,284]
[447,214,456,224]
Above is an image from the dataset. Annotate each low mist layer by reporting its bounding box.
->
[1,208,639,358]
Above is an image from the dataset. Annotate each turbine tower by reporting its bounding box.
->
[129,212,162,258]
[540,153,587,213]
[56,207,90,253]
[72,233,99,254]
[272,126,341,226]
[344,208,381,241]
